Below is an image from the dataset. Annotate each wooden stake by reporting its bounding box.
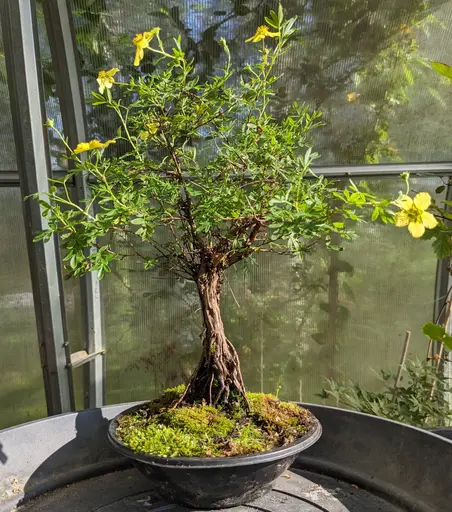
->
[393,330,411,401]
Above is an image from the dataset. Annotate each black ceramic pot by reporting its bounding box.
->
[107,403,322,509]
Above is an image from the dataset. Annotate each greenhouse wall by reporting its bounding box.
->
[0,0,452,429]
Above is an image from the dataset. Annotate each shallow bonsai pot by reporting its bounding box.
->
[107,403,322,509]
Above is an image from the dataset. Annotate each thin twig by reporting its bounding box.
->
[430,299,452,399]
[426,282,452,363]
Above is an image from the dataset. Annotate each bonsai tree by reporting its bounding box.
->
[36,6,403,410]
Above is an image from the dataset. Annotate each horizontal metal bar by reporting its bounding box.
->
[313,162,452,177]
[0,170,69,186]
[69,349,106,369]
[2,162,452,187]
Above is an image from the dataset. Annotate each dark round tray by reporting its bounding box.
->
[17,467,404,511]
[1,403,451,512]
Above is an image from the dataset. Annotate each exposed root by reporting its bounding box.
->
[173,267,249,412]
[173,334,249,412]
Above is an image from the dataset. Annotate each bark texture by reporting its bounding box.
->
[177,268,248,409]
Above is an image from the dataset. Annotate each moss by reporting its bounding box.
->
[120,422,208,457]
[116,390,315,458]
[164,384,186,395]
[247,392,312,442]
[159,405,235,438]
[221,424,276,456]
[139,384,186,415]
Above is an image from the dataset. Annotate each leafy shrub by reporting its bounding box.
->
[318,359,452,427]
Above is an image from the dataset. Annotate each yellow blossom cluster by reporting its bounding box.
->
[73,139,116,154]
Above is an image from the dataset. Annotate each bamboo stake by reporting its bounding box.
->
[393,330,411,401]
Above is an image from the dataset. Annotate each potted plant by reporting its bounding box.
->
[33,4,438,509]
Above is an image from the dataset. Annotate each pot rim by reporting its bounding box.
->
[107,402,322,468]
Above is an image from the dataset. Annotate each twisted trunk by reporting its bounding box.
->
[179,268,248,409]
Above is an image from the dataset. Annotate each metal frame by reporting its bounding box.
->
[0,0,451,416]
[3,162,452,187]
[434,181,452,419]
[42,0,106,409]
[0,0,74,414]
[0,170,68,186]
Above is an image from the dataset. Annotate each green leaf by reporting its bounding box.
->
[432,231,452,259]
[264,15,278,29]
[442,335,452,350]
[422,322,445,341]
[422,322,452,350]
[435,185,446,194]
[131,217,145,225]
[431,61,452,82]
[278,3,284,24]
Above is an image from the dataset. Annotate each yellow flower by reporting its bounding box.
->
[395,192,438,238]
[347,92,360,103]
[245,25,280,43]
[132,28,160,66]
[97,68,120,94]
[145,121,159,135]
[73,142,91,154]
[73,139,116,154]
[400,24,412,34]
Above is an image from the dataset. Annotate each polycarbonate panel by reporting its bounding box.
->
[62,270,85,411]
[70,0,452,164]
[59,187,86,410]
[103,176,442,405]
[0,3,66,172]
[0,189,46,429]
[35,1,67,171]
[0,23,17,171]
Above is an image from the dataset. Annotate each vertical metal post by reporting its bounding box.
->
[0,0,74,414]
[42,0,106,408]
[434,182,452,423]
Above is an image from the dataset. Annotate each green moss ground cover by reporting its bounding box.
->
[116,387,315,457]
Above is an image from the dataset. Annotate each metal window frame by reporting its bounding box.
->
[0,0,451,416]
[434,182,452,418]
[3,162,452,185]
[0,0,74,415]
[41,0,106,409]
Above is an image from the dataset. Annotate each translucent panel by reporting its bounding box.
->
[63,275,85,411]
[35,1,67,171]
[58,187,86,410]
[0,3,65,172]
[103,176,442,405]
[0,189,46,429]
[0,24,17,170]
[71,0,452,164]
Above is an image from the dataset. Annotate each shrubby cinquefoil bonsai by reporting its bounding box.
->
[34,5,434,461]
